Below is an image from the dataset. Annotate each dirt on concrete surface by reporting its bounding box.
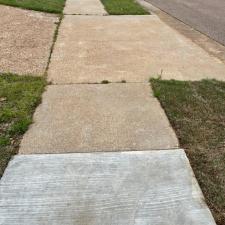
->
[48,15,225,83]
[19,83,178,154]
[64,0,107,15]
[0,5,58,76]
[143,0,225,47]
[138,0,225,65]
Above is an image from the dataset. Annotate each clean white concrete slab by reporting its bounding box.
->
[0,150,216,225]
[64,0,107,15]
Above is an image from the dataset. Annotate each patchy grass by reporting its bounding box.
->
[151,78,225,225]
[101,80,110,84]
[45,15,63,74]
[101,0,149,15]
[0,0,66,13]
[0,74,46,177]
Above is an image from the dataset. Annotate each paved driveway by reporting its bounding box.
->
[145,0,225,46]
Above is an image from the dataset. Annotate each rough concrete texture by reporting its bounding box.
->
[0,150,216,225]
[48,15,225,83]
[138,0,225,64]
[19,83,178,154]
[145,0,225,47]
[64,0,107,15]
[0,5,58,76]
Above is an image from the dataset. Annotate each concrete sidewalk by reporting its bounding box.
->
[48,15,225,83]
[0,150,216,225]
[0,0,220,224]
[64,0,107,15]
[19,83,178,154]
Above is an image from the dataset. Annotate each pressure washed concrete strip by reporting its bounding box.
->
[19,83,178,154]
[0,150,216,225]
[48,15,225,84]
[64,0,107,15]
[0,5,58,76]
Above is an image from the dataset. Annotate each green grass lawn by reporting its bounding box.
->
[0,74,46,177]
[101,0,149,15]
[0,0,65,13]
[151,78,225,225]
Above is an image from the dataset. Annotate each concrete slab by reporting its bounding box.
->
[0,150,216,225]
[19,83,178,154]
[0,5,58,76]
[48,15,225,84]
[144,0,225,47]
[138,0,225,64]
[64,0,107,15]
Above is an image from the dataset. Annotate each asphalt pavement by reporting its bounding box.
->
[145,0,225,46]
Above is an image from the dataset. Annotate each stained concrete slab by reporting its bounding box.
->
[0,150,216,225]
[138,0,225,64]
[19,83,178,154]
[0,5,58,76]
[64,0,107,15]
[48,15,225,84]
[145,0,225,47]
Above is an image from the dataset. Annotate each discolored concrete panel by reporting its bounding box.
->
[64,0,107,15]
[19,83,178,154]
[0,5,58,76]
[145,0,225,47]
[48,15,225,84]
[0,150,216,225]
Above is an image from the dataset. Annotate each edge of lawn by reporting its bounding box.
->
[0,0,66,14]
[100,0,150,15]
[150,77,225,225]
[0,73,46,177]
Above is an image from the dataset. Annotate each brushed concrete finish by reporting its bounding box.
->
[0,5,58,76]
[145,0,225,46]
[0,150,216,225]
[64,0,107,15]
[19,83,178,154]
[48,15,225,83]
